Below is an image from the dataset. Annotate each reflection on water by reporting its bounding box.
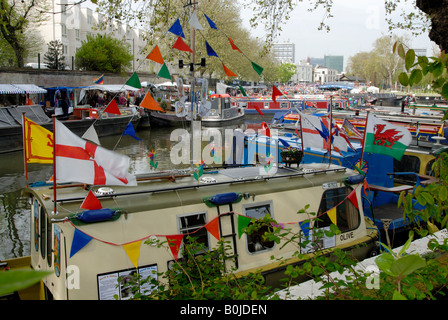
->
[0,123,251,260]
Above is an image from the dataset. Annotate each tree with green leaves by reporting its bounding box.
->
[0,0,48,67]
[276,62,297,84]
[75,34,133,73]
[43,40,66,70]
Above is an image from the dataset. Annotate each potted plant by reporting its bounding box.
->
[280,147,303,166]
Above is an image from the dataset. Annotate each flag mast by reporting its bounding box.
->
[22,112,28,181]
[328,95,333,167]
[359,110,370,169]
[52,115,57,214]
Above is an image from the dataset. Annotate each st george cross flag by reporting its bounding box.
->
[55,119,137,186]
[364,115,411,160]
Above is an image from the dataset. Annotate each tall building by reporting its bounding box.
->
[324,55,343,73]
[293,59,313,83]
[30,1,150,72]
[272,43,295,64]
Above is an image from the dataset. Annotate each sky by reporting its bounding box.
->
[239,0,436,68]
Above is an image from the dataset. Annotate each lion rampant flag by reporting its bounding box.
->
[364,115,412,160]
[23,116,54,164]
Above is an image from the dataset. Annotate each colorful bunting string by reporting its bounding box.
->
[104,99,121,115]
[146,45,165,65]
[168,18,185,38]
[172,36,193,53]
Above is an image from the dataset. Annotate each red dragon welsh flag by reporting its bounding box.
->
[364,115,412,160]
[55,119,137,186]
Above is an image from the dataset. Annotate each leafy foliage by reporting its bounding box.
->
[75,34,132,72]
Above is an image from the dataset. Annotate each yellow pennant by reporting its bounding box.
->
[327,207,337,226]
[123,240,141,268]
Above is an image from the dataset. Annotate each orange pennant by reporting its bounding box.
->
[140,92,165,112]
[104,99,121,115]
[228,37,241,53]
[222,63,237,77]
[205,217,220,241]
[146,45,164,64]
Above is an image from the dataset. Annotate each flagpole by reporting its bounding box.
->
[52,115,57,215]
[298,114,305,164]
[22,112,28,181]
[359,111,370,169]
[328,96,333,167]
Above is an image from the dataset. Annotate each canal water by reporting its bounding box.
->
[0,122,253,261]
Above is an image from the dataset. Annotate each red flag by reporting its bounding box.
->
[104,99,121,115]
[262,121,271,137]
[146,45,164,64]
[272,85,283,103]
[254,105,264,116]
[228,37,241,53]
[347,190,359,209]
[172,36,193,53]
[222,63,237,77]
[205,218,220,241]
[81,190,102,210]
[166,234,184,261]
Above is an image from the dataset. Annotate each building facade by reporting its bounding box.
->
[272,43,295,64]
[292,59,313,83]
[324,55,343,73]
[30,1,150,72]
[314,65,338,84]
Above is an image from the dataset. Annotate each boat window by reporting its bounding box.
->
[178,212,209,251]
[243,201,275,254]
[54,225,61,277]
[316,187,360,233]
[40,203,46,259]
[264,102,269,109]
[47,217,52,267]
[425,159,435,176]
[393,155,421,183]
[33,199,39,252]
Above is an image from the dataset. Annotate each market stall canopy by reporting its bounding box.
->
[319,83,354,90]
[0,84,47,94]
[85,84,142,92]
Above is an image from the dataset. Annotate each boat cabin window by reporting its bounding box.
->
[178,212,209,251]
[33,199,39,252]
[426,159,435,176]
[393,155,421,184]
[316,187,360,233]
[46,216,52,267]
[40,202,46,259]
[264,102,269,109]
[243,201,275,254]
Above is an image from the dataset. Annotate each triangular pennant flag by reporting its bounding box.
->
[222,63,237,77]
[126,72,141,89]
[146,45,164,64]
[188,10,204,30]
[272,85,283,103]
[204,13,217,29]
[228,37,241,53]
[327,207,337,225]
[205,41,219,57]
[251,61,264,76]
[205,217,220,241]
[82,124,100,145]
[104,99,121,115]
[70,228,93,258]
[168,18,185,38]
[347,190,359,209]
[238,85,247,97]
[122,122,141,141]
[172,36,193,53]
[80,190,103,210]
[237,215,252,239]
[254,105,264,116]
[123,240,141,268]
[158,63,172,80]
[299,221,310,239]
[166,235,183,261]
[140,92,165,112]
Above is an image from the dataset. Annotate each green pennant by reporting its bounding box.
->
[237,215,252,239]
[238,85,247,97]
[158,63,172,80]
[126,72,141,89]
[251,61,264,76]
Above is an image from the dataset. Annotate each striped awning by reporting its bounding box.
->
[0,84,47,94]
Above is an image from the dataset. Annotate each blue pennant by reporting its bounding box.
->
[168,18,185,38]
[205,41,219,57]
[70,228,92,258]
[123,122,141,141]
[204,14,218,30]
